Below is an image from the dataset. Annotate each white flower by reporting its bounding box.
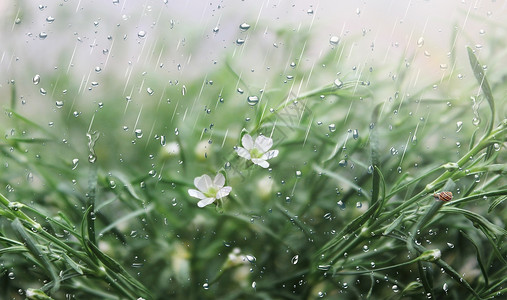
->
[188,173,232,207]
[235,134,279,168]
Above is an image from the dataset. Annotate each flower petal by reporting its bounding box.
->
[213,173,225,187]
[241,134,254,150]
[252,158,269,168]
[261,149,279,160]
[235,147,251,160]
[188,189,205,199]
[197,197,215,208]
[254,135,273,153]
[194,174,213,192]
[216,186,232,199]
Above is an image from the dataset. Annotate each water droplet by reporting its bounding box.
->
[329,36,340,46]
[147,87,154,95]
[392,284,399,293]
[203,283,209,290]
[443,283,449,293]
[417,37,424,47]
[71,158,79,170]
[251,281,256,289]
[334,79,343,88]
[295,170,302,178]
[328,124,336,132]
[32,74,41,85]
[212,26,219,33]
[55,100,64,108]
[362,245,369,252]
[239,23,250,31]
[317,264,331,271]
[135,129,143,139]
[40,88,47,95]
[352,129,359,139]
[39,32,48,39]
[236,39,245,45]
[46,16,55,23]
[245,254,256,263]
[8,272,15,280]
[137,31,146,38]
[356,201,362,208]
[247,95,259,106]
[456,121,463,132]
[338,160,347,167]
[307,8,314,14]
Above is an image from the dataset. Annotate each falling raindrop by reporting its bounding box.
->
[456,121,463,132]
[291,255,299,264]
[247,96,259,106]
[329,36,340,46]
[32,74,41,85]
[417,37,424,47]
[334,79,343,88]
[352,129,359,139]
[71,158,79,170]
[239,23,251,31]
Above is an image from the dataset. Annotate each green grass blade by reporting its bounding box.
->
[460,230,489,287]
[467,47,495,135]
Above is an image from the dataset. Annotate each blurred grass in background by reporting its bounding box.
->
[0,1,506,299]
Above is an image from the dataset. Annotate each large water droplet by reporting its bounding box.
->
[137,31,146,38]
[329,36,340,45]
[328,124,336,132]
[247,96,259,106]
[291,255,299,264]
[32,74,41,85]
[239,23,251,31]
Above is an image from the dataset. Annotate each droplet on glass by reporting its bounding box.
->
[456,121,463,132]
[329,36,340,46]
[247,96,259,106]
[239,23,250,31]
[328,124,336,132]
[137,31,146,38]
[39,32,48,39]
[417,37,424,47]
[334,79,343,88]
[32,74,41,85]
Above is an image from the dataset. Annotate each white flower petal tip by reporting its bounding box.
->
[188,173,232,208]
[236,134,278,168]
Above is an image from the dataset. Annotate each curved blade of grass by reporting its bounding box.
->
[313,164,371,199]
[371,166,386,220]
[460,230,489,287]
[86,240,152,297]
[382,212,405,236]
[467,47,495,135]
[276,203,314,243]
[12,219,61,294]
[488,195,507,213]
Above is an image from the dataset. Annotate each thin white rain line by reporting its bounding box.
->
[182,107,188,122]
[383,19,398,63]
[155,46,165,71]
[283,48,294,75]
[304,58,318,89]
[234,71,243,93]
[297,41,307,68]
[295,74,305,99]
[419,107,431,136]
[214,88,224,110]
[76,0,82,13]
[11,8,20,31]
[352,64,364,94]
[138,78,146,94]
[221,129,229,148]
[67,95,78,120]
[270,119,277,139]
[104,38,114,69]
[413,121,420,143]
[190,75,208,116]
[89,38,96,55]
[137,37,148,63]
[0,51,5,64]
[144,38,157,66]
[308,2,318,31]
[343,101,354,125]
[87,113,96,133]
[145,120,157,149]
[136,0,149,27]
[398,132,412,170]
[82,68,92,95]
[402,0,412,20]
[171,101,179,122]
[123,66,133,95]
[156,82,168,110]
[199,127,206,140]
[291,179,298,197]
[77,74,86,95]
[254,0,265,29]
[133,105,143,132]
[303,115,313,147]
[67,42,78,74]
[403,24,415,56]
[50,75,61,98]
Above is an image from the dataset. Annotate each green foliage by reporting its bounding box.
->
[1,10,506,300]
